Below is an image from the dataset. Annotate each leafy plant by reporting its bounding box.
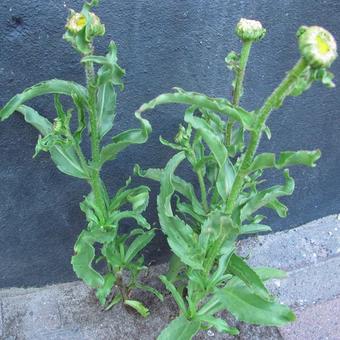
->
[0,0,162,314]
[136,20,337,338]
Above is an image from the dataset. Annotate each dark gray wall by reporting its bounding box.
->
[0,0,339,288]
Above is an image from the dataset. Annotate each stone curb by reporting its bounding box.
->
[0,215,339,339]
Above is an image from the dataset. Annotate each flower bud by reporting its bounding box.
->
[298,26,337,68]
[235,18,266,42]
[89,12,105,37]
[66,11,87,33]
[53,118,63,133]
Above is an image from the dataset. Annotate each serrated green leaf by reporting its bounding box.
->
[96,273,116,305]
[134,165,205,216]
[17,105,52,135]
[16,105,88,179]
[250,150,321,172]
[160,275,187,314]
[135,283,164,301]
[124,300,150,317]
[97,82,117,138]
[82,41,125,88]
[240,170,294,221]
[240,223,272,235]
[124,230,155,263]
[49,145,88,179]
[157,152,203,270]
[137,87,255,130]
[228,254,270,299]
[157,315,201,340]
[266,199,288,218]
[197,315,239,335]
[100,112,151,165]
[216,286,295,326]
[0,79,87,121]
[72,229,116,289]
[110,184,150,212]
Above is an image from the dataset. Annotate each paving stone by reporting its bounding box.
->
[280,296,340,340]
[241,215,340,271]
[0,301,3,338]
[1,288,61,338]
[268,256,340,307]
[0,215,339,339]
[29,327,84,340]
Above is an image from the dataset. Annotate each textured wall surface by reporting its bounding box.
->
[0,0,339,288]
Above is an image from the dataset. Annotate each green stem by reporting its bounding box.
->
[225,58,308,215]
[197,169,209,212]
[226,40,253,146]
[84,49,106,218]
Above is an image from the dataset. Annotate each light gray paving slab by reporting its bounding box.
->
[0,215,339,339]
[1,287,62,339]
[280,296,340,340]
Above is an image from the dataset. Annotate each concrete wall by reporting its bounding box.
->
[0,0,339,288]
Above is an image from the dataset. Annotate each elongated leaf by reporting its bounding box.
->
[0,79,87,121]
[157,315,201,340]
[184,109,227,168]
[134,165,204,216]
[157,152,203,270]
[240,170,294,221]
[197,315,239,335]
[82,41,125,88]
[17,105,52,135]
[124,230,155,263]
[216,159,236,201]
[216,286,295,326]
[109,210,150,230]
[137,87,255,130]
[209,251,234,288]
[254,267,287,281]
[266,199,288,218]
[97,82,117,138]
[71,229,116,288]
[110,185,150,212]
[240,223,272,235]
[250,150,321,172]
[159,275,187,314]
[50,145,88,179]
[184,108,235,200]
[228,254,270,299]
[17,106,88,179]
[135,283,164,301]
[96,273,116,305]
[124,300,149,318]
[227,266,287,288]
[100,112,151,165]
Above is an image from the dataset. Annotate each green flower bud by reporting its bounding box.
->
[65,11,104,37]
[174,124,186,144]
[298,26,337,68]
[235,18,266,42]
[88,12,105,37]
[66,11,87,33]
[53,118,63,133]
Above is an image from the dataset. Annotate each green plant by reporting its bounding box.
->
[0,0,161,315]
[136,20,337,338]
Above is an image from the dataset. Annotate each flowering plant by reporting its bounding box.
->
[0,0,161,315]
[136,19,337,338]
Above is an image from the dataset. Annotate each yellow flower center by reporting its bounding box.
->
[316,34,330,55]
[75,15,86,29]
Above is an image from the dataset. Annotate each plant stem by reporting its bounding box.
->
[84,49,107,218]
[225,40,253,146]
[225,58,308,215]
[197,169,209,212]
